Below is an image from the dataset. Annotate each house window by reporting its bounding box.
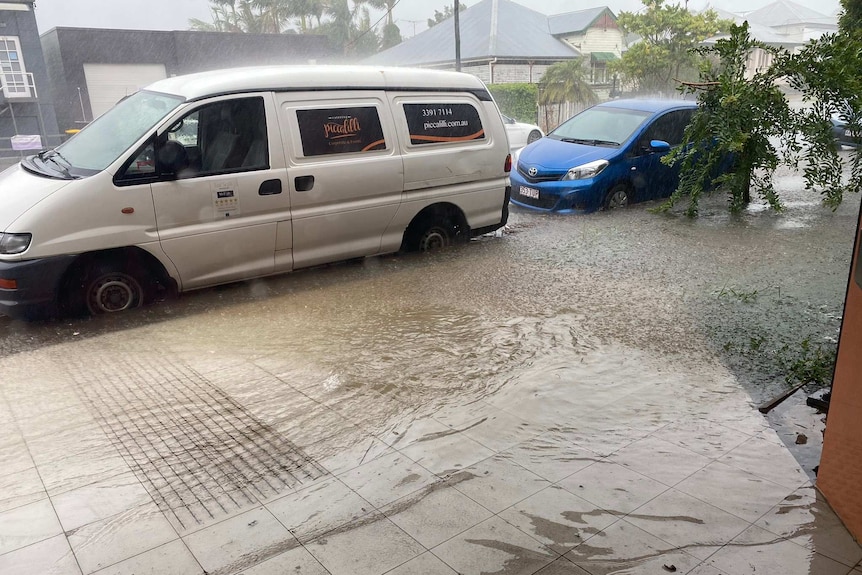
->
[0,37,31,98]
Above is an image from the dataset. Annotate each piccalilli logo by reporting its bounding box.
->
[324,116,361,139]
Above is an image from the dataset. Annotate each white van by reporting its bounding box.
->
[0,66,512,319]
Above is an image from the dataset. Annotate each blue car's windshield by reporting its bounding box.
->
[55,90,184,172]
[549,106,652,146]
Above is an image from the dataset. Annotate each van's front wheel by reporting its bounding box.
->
[82,263,145,315]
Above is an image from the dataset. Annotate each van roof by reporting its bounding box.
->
[146,65,490,101]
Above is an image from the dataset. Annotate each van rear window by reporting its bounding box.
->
[403,103,485,145]
[297,107,386,157]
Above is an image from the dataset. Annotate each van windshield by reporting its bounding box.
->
[55,90,184,172]
[549,106,651,146]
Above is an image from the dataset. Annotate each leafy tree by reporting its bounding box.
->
[318,0,379,57]
[614,0,730,95]
[538,59,598,107]
[659,23,793,216]
[288,0,325,32]
[660,0,862,216]
[380,22,402,49]
[427,3,467,28]
[366,0,396,26]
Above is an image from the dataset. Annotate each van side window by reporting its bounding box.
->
[165,97,269,177]
[403,103,485,145]
[296,106,386,157]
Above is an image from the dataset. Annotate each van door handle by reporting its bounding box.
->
[258,179,282,195]
[295,175,315,192]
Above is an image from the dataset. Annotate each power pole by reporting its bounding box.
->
[454,0,462,72]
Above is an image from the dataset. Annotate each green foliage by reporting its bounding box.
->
[380,22,402,50]
[487,84,539,123]
[660,4,862,216]
[780,23,862,208]
[839,0,862,32]
[427,3,467,28]
[614,0,731,94]
[717,284,760,303]
[659,22,793,216]
[778,338,837,387]
[538,59,599,107]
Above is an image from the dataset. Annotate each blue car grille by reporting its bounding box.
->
[517,164,563,183]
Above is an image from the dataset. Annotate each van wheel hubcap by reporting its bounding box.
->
[419,227,450,251]
[88,274,142,313]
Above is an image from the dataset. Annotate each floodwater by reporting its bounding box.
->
[0,164,859,574]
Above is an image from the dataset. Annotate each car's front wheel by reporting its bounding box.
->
[527,130,542,144]
[604,184,631,210]
[80,262,145,315]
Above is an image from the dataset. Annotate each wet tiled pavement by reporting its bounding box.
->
[0,324,859,575]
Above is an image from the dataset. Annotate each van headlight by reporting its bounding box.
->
[562,159,608,180]
[0,233,32,254]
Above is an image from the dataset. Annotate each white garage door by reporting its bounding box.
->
[83,63,167,119]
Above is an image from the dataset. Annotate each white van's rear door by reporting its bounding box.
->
[276,91,404,269]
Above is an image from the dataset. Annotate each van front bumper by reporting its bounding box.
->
[0,255,77,320]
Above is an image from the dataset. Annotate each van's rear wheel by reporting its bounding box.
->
[406,216,459,252]
[81,263,145,315]
[418,222,452,251]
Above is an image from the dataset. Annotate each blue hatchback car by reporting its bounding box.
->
[510,99,698,213]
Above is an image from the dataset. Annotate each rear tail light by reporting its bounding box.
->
[504,154,512,173]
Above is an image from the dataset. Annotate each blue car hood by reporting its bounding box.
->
[518,137,620,171]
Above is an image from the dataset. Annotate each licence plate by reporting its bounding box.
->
[520,185,540,199]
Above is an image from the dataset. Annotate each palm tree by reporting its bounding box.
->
[288,0,325,32]
[365,0,396,26]
[539,58,599,127]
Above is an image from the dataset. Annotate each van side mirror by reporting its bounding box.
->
[157,140,190,178]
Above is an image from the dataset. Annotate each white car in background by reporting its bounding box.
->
[502,114,543,150]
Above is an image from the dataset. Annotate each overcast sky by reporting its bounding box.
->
[33,0,843,37]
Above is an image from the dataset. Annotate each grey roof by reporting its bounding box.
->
[547,7,614,36]
[702,21,806,47]
[745,0,837,27]
[699,4,807,47]
[364,0,579,67]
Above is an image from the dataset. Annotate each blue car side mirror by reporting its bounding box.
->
[649,140,671,152]
[649,140,670,152]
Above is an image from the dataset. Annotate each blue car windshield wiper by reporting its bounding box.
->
[561,137,619,146]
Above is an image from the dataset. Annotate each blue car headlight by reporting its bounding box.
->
[0,233,32,255]
[562,159,609,181]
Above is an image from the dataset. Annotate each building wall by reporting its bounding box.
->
[41,28,333,133]
[818,203,862,541]
[560,27,624,57]
[0,0,59,154]
[434,61,556,85]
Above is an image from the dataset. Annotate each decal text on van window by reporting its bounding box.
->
[404,103,485,145]
[297,107,386,156]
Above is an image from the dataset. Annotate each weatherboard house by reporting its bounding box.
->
[363,0,625,88]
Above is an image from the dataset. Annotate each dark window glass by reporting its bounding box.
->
[403,103,485,145]
[642,109,695,148]
[297,107,385,156]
